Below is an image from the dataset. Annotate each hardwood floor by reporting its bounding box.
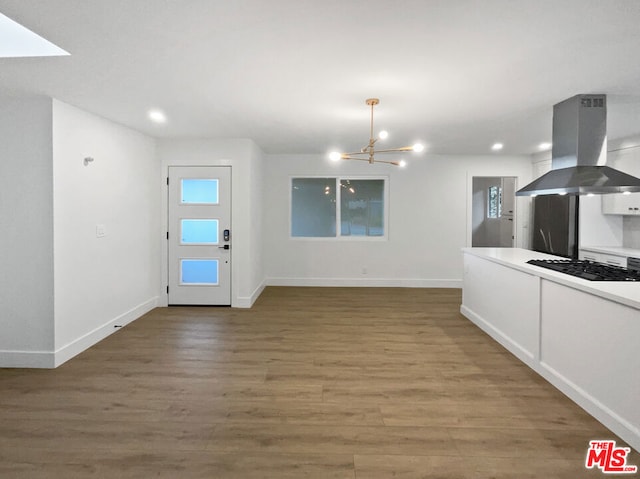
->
[1,287,637,478]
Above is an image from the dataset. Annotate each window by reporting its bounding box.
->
[291,177,386,238]
[487,185,502,218]
[340,179,384,236]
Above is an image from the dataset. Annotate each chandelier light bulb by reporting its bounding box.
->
[329,151,342,162]
[379,130,389,140]
[398,160,407,167]
[412,143,424,152]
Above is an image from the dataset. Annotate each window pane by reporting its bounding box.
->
[181,179,219,204]
[181,219,219,244]
[181,259,219,285]
[291,178,336,237]
[340,179,384,236]
[487,186,501,218]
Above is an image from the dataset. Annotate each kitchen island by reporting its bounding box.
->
[461,247,640,452]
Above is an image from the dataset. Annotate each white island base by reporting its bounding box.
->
[461,247,640,452]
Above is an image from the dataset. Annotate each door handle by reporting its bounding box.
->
[218,245,230,250]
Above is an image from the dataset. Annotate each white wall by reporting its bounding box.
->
[263,153,532,287]
[247,141,264,298]
[579,194,623,247]
[52,100,160,365]
[0,96,55,366]
[157,139,265,307]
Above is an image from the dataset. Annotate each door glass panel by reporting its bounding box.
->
[180,259,219,285]
[181,179,219,204]
[181,219,219,244]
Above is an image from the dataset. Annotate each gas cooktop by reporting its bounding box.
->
[527,259,640,281]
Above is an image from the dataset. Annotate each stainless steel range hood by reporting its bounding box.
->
[516,94,640,196]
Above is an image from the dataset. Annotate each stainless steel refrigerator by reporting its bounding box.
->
[531,195,579,259]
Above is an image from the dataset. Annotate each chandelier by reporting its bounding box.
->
[329,98,424,167]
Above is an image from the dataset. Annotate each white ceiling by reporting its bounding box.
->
[2,0,640,156]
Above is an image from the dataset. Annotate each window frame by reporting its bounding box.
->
[289,175,389,241]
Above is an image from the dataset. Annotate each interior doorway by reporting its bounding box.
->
[471,176,516,247]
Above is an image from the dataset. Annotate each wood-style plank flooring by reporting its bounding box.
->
[1,287,637,478]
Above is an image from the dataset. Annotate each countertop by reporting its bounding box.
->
[463,247,640,310]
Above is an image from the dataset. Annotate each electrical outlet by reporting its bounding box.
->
[361,267,367,275]
[96,224,106,238]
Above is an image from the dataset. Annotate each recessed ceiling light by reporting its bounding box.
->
[538,142,552,151]
[0,13,69,57]
[491,143,503,151]
[148,109,167,123]
[623,191,632,195]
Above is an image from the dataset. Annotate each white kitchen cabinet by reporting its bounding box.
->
[578,250,601,262]
[461,248,640,452]
[579,249,627,266]
[601,147,640,215]
[600,253,627,267]
[602,192,640,215]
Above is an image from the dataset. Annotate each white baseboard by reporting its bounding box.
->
[539,361,640,453]
[460,303,640,453]
[234,280,266,308]
[0,350,55,368]
[266,277,462,288]
[460,304,536,367]
[0,296,158,369]
[53,296,159,367]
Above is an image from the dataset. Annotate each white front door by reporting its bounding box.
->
[168,166,231,305]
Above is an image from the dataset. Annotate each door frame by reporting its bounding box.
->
[160,162,237,307]
[167,165,232,305]
[466,172,522,248]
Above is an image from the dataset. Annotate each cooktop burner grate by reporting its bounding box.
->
[526,259,640,281]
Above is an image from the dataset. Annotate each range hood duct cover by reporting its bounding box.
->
[516,94,640,196]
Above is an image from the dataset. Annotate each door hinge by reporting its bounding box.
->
[166,286,169,294]
[166,231,169,240]
[166,177,169,185]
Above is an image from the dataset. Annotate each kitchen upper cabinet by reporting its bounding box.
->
[601,147,640,215]
[602,192,640,215]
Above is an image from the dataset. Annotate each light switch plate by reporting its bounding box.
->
[96,224,106,238]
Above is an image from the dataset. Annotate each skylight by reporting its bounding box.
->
[0,13,69,58]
